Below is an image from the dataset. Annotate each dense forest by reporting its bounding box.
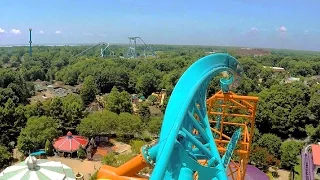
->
[0,45,320,179]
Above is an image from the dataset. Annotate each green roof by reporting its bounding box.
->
[0,158,76,180]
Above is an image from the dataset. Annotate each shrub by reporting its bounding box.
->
[101,152,136,167]
[272,171,279,178]
[45,139,54,156]
[0,146,12,168]
[19,154,25,162]
[89,171,98,180]
[117,153,136,166]
[130,140,146,154]
[141,131,152,141]
[147,95,158,105]
[101,152,117,166]
[77,145,86,159]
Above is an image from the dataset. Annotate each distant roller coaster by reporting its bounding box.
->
[72,37,155,59]
[126,37,156,59]
[74,42,110,57]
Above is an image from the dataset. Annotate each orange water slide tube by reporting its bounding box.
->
[97,154,149,180]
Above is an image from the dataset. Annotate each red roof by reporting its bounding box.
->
[311,144,320,165]
[53,131,89,152]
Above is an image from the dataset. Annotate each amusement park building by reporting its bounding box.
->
[262,66,285,73]
[312,145,320,179]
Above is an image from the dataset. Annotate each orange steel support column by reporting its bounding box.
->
[206,90,259,180]
[97,154,148,180]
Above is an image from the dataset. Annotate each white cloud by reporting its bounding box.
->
[278,25,287,32]
[10,29,21,34]
[55,30,61,34]
[243,26,259,36]
[39,30,44,34]
[98,33,106,37]
[304,30,309,34]
[81,32,95,36]
[250,27,258,32]
[0,28,5,33]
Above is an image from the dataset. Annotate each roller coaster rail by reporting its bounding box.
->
[97,53,259,180]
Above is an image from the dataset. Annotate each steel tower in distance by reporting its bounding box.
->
[126,37,156,59]
[126,37,138,58]
[29,28,32,56]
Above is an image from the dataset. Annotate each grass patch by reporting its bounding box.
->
[130,140,146,154]
[101,152,136,167]
[294,157,302,180]
[267,172,274,180]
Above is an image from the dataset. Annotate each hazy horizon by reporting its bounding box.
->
[1,42,319,53]
[1,0,319,51]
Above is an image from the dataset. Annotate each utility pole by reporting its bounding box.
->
[29,28,32,56]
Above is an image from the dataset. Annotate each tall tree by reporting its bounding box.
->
[49,97,64,120]
[76,110,119,137]
[148,116,163,136]
[17,116,62,155]
[80,75,98,104]
[137,101,151,123]
[309,125,320,143]
[257,133,282,158]
[308,92,320,121]
[280,141,303,170]
[0,145,12,168]
[62,94,84,130]
[256,83,311,138]
[117,113,142,136]
[249,146,270,172]
[239,57,261,80]
[95,67,129,93]
[104,86,132,114]
[135,73,160,96]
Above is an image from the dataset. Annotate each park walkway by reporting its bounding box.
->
[48,157,102,180]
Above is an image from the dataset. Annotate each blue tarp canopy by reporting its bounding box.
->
[30,150,46,156]
[140,96,146,100]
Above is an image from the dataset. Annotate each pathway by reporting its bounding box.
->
[48,157,102,180]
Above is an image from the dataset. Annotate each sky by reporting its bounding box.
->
[0,0,319,51]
